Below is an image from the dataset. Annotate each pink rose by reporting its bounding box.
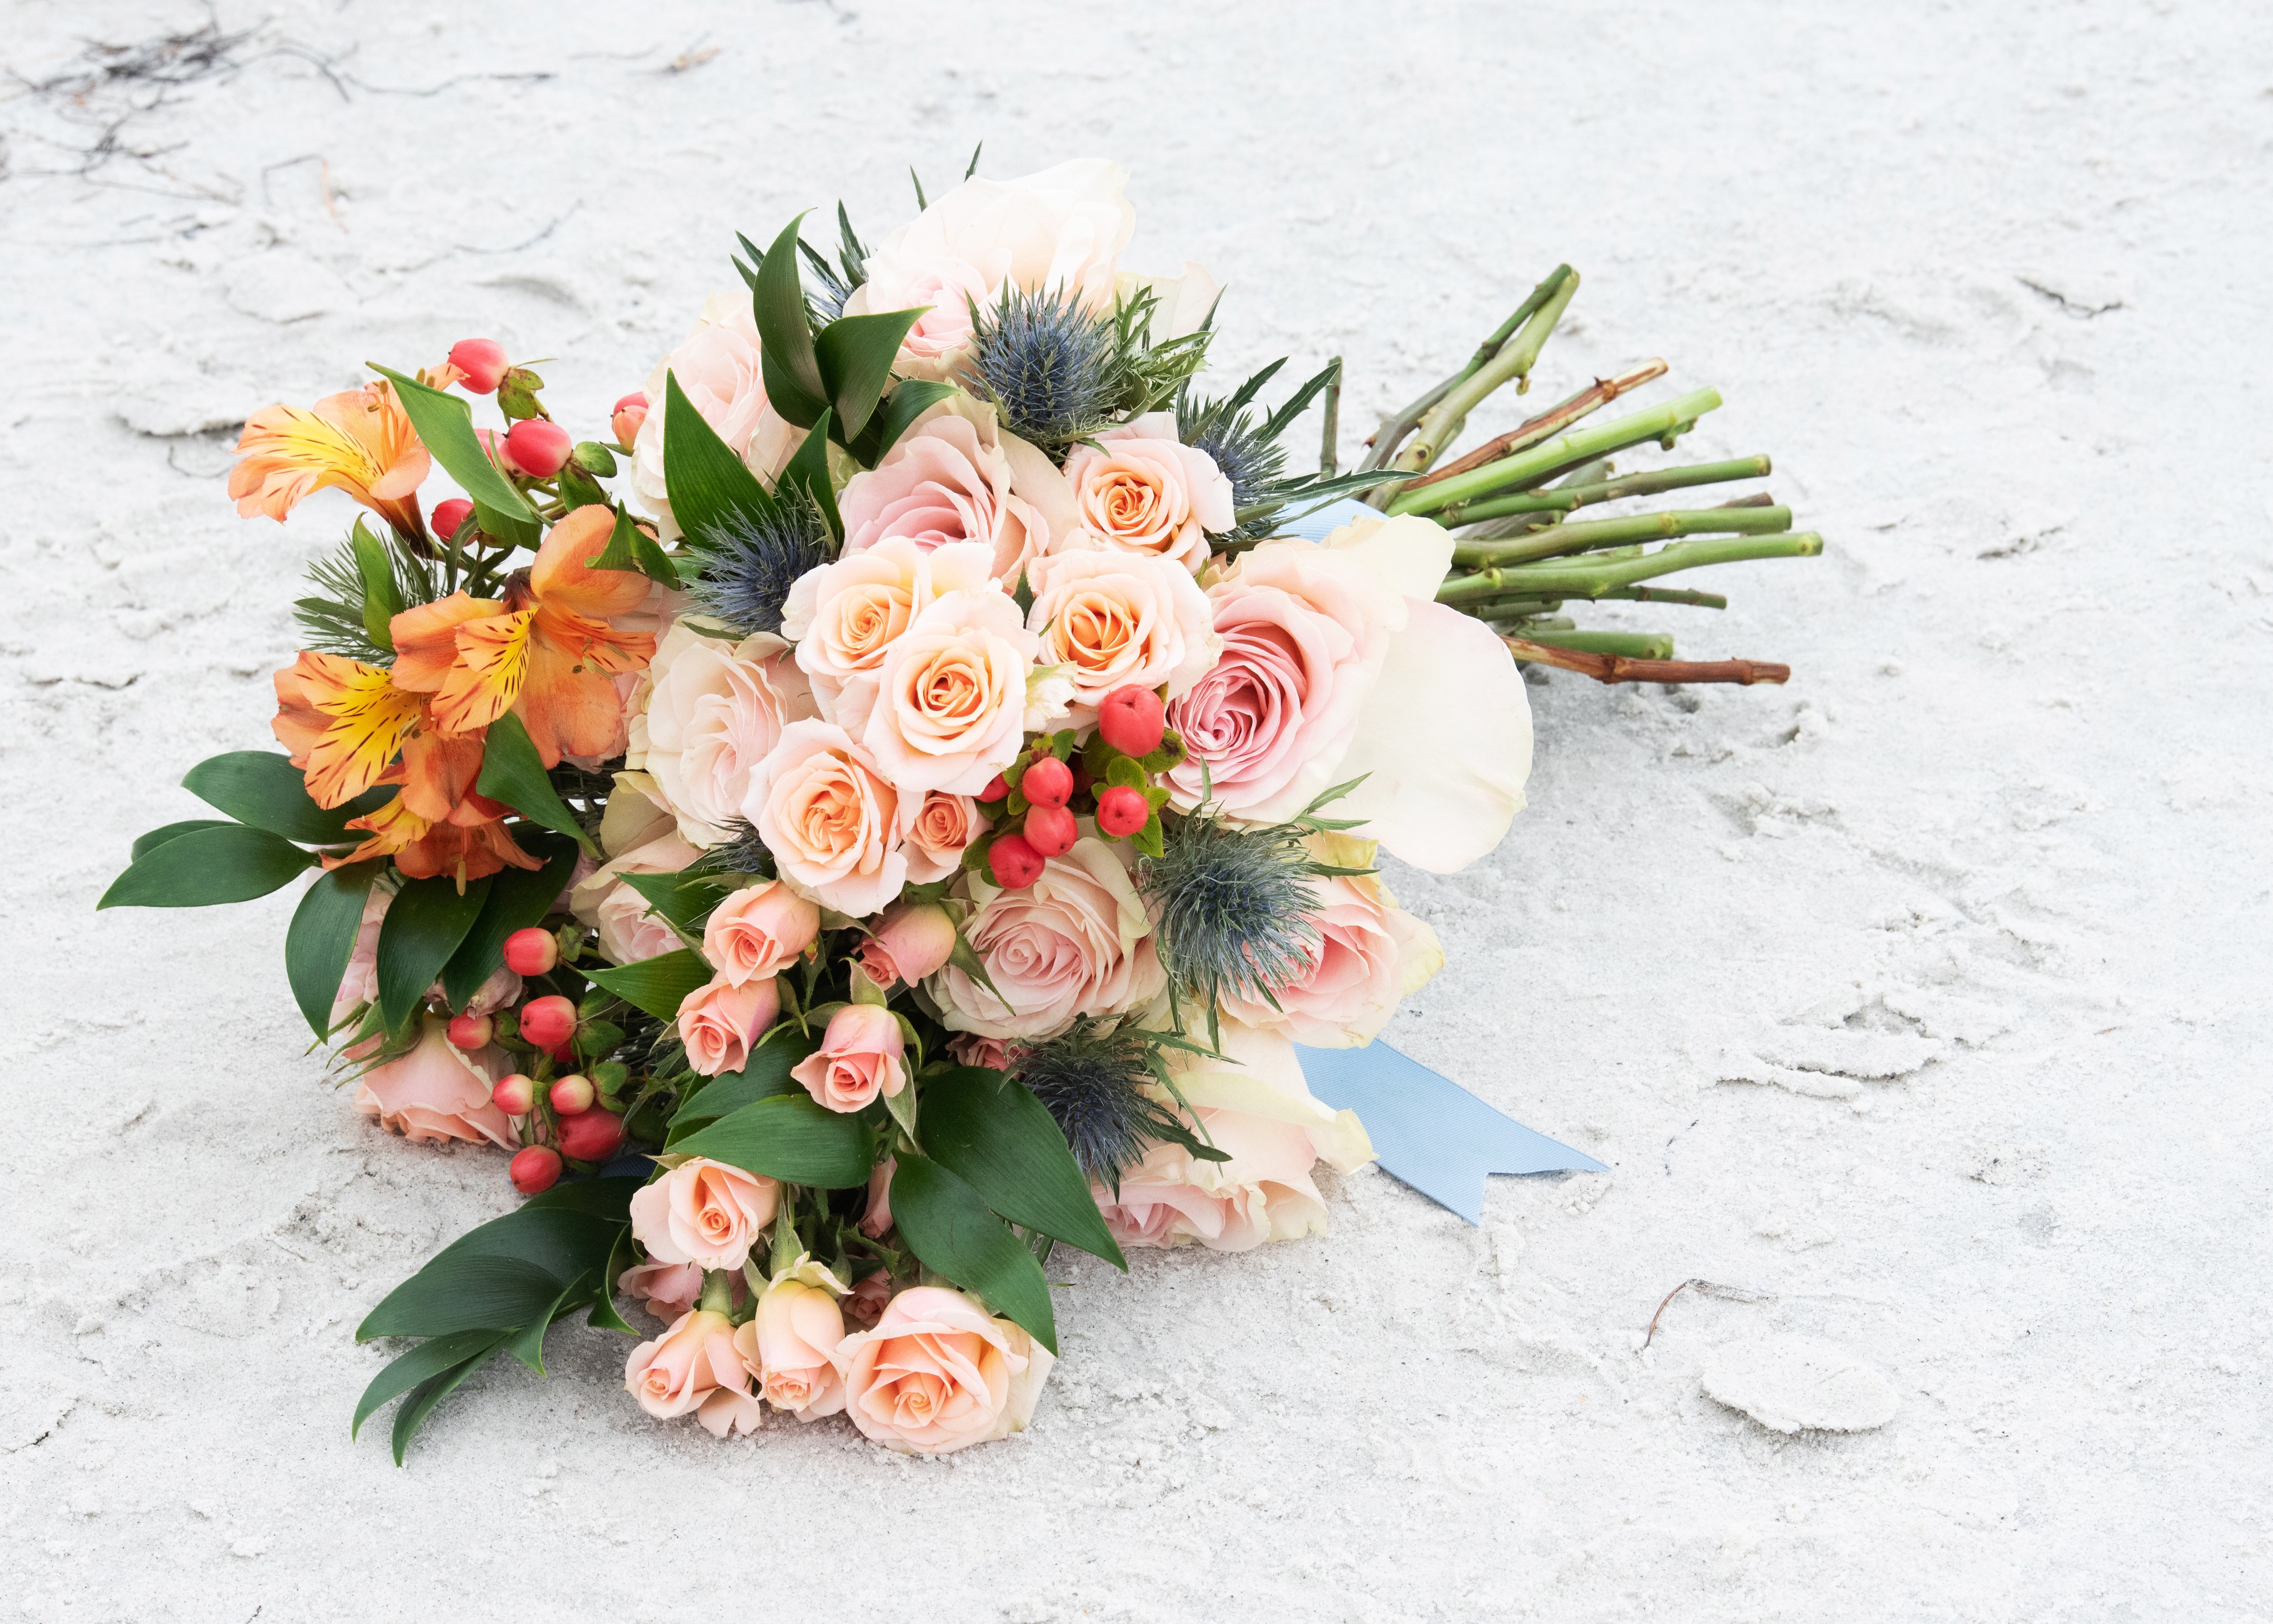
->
[571,827,705,966]
[837,402,1049,587]
[841,1269,894,1326]
[835,587,1057,797]
[623,1308,762,1437]
[946,1033,1023,1071]
[330,884,390,1028]
[746,720,907,916]
[627,622,817,845]
[858,1156,896,1239]
[701,881,819,987]
[782,539,996,721]
[631,291,803,538]
[1168,519,1534,873]
[1025,546,1221,726]
[927,836,1165,1042]
[629,1156,780,1272]
[857,900,958,989]
[1217,831,1444,1047]
[737,1277,848,1421]
[353,1013,513,1148]
[675,973,781,1077]
[899,789,980,884]
[617,1258,704,1324]
[832,1286,1055,1455]
[1056,413,1234,574]
[789,1003,908,1113]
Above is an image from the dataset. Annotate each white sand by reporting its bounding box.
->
[5,2,2268,1618]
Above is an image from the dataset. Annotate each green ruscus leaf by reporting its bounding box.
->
[366,364,540,548]
[661,369,778,549]
[440,835,579,1011]
[375,874,492,1031]
[888,1153,1058,1353]
[668,1092,877,1189]
[582,947,711,1023]
[473,712,597,857]
[98,823,316,909]
[181,751,378,846]
[918,1067,1126,1269]
[752,213,827,426]
[284,860,385,1038]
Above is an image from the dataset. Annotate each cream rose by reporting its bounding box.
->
[570,827,704,966]
[629,1156,781,1273]
[746,720,907,916]
[844,160,1135,380]
[835,586,1059,797]
[831,1286,1055,1455]
[1025,547,1221,726]
[627,621,817,846]
[781,539,996,721]
[623,1308,762,1437]
[926,835,1165,1041]
[1217,831,1444,1047]
[899,789,980,883]
[630,291,803,538]
[1055,413,1234,575]
[836,399,1049,587]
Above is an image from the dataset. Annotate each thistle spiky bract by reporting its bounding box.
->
[699,816,777,881]
[965,286,1124,456]
[1180,358,1374,548]
[1013,1021,1227,1193]
[687,490,831,637]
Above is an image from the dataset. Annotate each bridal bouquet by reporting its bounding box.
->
[100,157,1818,1461]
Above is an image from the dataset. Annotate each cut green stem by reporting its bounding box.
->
[1359,266,1575,474]
[1437,532,1823,603]
[1438,454,1773,527]
[1390,387,1723,518]
[1381,266,1581,486]
[1451,504,1791,569]
[1507,629,1676,659]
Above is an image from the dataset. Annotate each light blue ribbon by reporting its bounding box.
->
[1296,1043,1605,1224]
[1276,494,1383,542]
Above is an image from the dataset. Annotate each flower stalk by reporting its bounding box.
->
[1388,387,1723,518]
[1450,504,1793,570]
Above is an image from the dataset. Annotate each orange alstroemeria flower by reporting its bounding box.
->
[390,505,657,769]
[336,786,541,886]
[230,381,432,542]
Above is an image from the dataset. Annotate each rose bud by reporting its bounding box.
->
[1021,755,1073,808]
[979,772,1010,804]
[509,1144,562,1194]
[502,927,560,976]
[549,1073,595,1115]
[857,900,958,988]
[519,994,577,1050]
[1095,784,1150,838]
[1023,803,1078,858]
[448,338,509,394]
[1097,684,1166,757]
[503,418,572,478]
[490,1073,536,1115]
[557,1107,625,1163]
[446,1011,494,1050]
[610,391,649,449]
[987,832,1044,890]
[431,497,475,542]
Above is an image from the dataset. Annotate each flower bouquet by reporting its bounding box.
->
[100,157,1819,1460]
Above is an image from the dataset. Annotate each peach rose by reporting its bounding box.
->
[737,1276,848,1421]
[626,621,817,845]
[834,587,1061,797]
[926,836,1165,1041]
[571,827,705,966]
[843,159,1135,380]
[841,1269,894,1326]
[857,900,958,989]
[1167,518,1533,873]
[353,1013,514,1147]
[1096,1022,1374,1252]
[617,1258,704,1324]
[781,539,996,721]
[631,291,803,539]
[624,1308,762,1437]
[629,1156,781,1272]
[676,973,781,1077]
[1056,413,1234,575]
[899,789,980,884]
[746,720,907,916]
[701,881,819,987]
[1217,831,1445,1047]
[832,1286,1055,1455]
[1025,546,1221,726]
[836,400,1049,587]
[946,1033,1023,1071]
[789,1002,907,1113]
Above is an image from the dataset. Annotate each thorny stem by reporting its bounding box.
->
[1357,265,1574,474]
[1450,504,1793,570]
[1403,360,1670,493]
[1505,638,1793,687]
[1380,266,1582,488]
[1437,532,1824,603]
[1435,455,1774,528]
[1390,387,1723,518]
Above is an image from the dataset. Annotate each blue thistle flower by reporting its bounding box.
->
[966,286,1121,455]
[687,492,829,636]
[1013,1023,1232,1191]
[697,816,776,880]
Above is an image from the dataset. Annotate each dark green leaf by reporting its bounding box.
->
[473,711,597,854]
[440,835,579,1010]
[661,370,779,548]
[518,1175,641,1223]
[888,1154,1058,1353]
[350,518,402,652]
[920,1068,1125,1268]
[586,503,681,588]
[753,213,827,425]
[98,824,315,909]
[670,1091,877,1188]
[367,364,540,549]
[130,819,231,862]
[814,309,923,442]
[505,1271,595,1376]
[669,1024,821,1140]
[847,380,955,466]
[589,1224,639,1334]
[182,751,371,845]
[353,1328,505,1439]
[583,947,710,1023]
[776,405,842,542]
[375,874,492,1031]
[618,870,726,941]
[425,1204,630,1282]
[631,528,683,589]
[285,860,384,1038]
[359,1253,565,1342]
[391,1341,505,1466]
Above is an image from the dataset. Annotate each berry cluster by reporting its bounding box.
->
[971,684,1182,891]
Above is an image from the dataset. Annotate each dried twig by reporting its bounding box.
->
[1505,637,1791,687]
[1404,359,1669,493]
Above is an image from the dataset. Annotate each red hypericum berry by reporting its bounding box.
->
[1095,784,1150,838]
[611,391,649,448]
[509,1144,562,1194]
[1023,803,1078,858]
[987,832,1045,890]
[447,1012,494,1050]
[504,418,572,478]
[431,497,475,542]
[1021,755,1073,808]
[1097,685,1166,757]
[549,1073,595,1115]
[476,426,524,475]
[557,1108,624,1163]
[519,994,577,1050]
[490,1073,536,1115]
[449,338,509,394]
[979,772,1010,804]
[501,927,559,976]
